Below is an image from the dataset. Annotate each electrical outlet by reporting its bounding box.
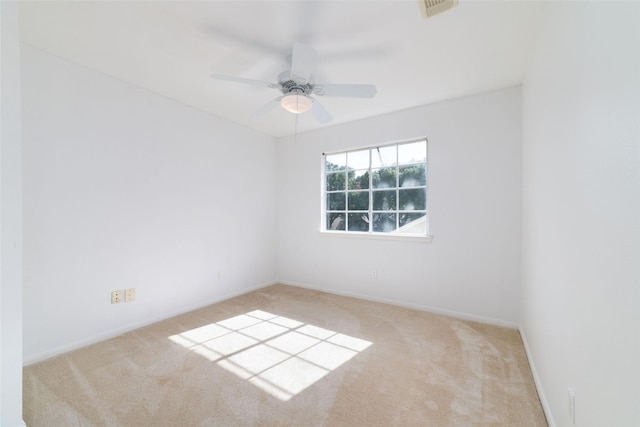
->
[372,270,377,279]
[111,290,122,304]
[124,288,136,303]
[568,387,576,425]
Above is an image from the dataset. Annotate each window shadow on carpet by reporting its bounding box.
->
[169,310,372,401]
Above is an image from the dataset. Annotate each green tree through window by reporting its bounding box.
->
[323,140,428,236]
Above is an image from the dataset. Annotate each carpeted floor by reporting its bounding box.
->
[24,284,547,426]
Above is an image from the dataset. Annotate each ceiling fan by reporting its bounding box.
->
[211,43,377,124]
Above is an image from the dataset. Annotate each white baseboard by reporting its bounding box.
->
[277,280,519,330]
[519,326,555,427]
[24,278,521,364]
[23,280,277,366]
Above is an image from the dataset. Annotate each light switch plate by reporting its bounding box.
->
[125,288,136,303]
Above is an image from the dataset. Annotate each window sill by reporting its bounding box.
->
[319,231,433,243]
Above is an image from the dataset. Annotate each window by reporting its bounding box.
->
[323,139,429,238]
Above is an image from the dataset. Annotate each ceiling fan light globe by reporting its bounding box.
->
[280,94,313,114]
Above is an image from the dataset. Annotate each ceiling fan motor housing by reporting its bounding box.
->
[279,78,314,96]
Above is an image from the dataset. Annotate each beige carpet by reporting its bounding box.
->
[24,284,547,426]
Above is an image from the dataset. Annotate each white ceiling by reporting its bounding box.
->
[18,1,544,138]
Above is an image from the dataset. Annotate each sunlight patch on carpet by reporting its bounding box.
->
[168,310,372,400]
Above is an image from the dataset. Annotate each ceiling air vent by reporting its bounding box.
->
[423,0,458,17]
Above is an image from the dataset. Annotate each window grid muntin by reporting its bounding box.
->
[324,140,427,236]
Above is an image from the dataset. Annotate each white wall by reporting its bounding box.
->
[21,45,278,364]
[277,87,522,326]
[1,2,27,425]
[521,3,640,426]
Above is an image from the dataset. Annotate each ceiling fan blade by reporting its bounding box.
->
[313,84,377,98]
[211,74,280,89]
[252,97,283,117]
[310,99,332,124]
[290,43,317,83]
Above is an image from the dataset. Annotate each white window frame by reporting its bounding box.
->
[321,138,432,242]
